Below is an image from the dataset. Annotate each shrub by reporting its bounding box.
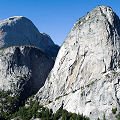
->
[0,94,90,120]
[103,114,106,120]
[112,108,117,114]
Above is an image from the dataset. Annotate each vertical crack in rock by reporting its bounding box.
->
[114,79,120,105]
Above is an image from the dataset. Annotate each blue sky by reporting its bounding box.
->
[0,0,119,45]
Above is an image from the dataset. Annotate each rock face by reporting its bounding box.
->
[0,46,54,97]
[0,46,54,114]
[0,16,59,58]
[0,16,56,113]
[37,6,120,120]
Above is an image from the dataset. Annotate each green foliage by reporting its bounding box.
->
[0,91,90,120]
[114,112,120,120]
[81,86,84,90]
[54,107,63,120]
[86,79,98,88]
[103,114,106,120]
[117,117,120,120]
[72,90,77,93]
[10,100,40,120]
[112,108,117,114]
[105,73,110,78]
[47,73,51,81]
[53,108,89,120]
[0,90,20,119]
[55,96,62,101]
[12,102,90,120]
[81,91,84,97]
[112,71,118,76]
[55,93,68,101]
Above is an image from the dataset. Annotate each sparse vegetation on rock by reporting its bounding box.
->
[0,97,90,120]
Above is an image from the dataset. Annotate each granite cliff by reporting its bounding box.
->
[0,16,59,59]
[1,5,120,120]
[0,16,56,114]
[37,6,120,120]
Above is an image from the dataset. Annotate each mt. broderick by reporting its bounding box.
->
[36,6,120,120]
[0,16,59,114]
[0,16,59,59]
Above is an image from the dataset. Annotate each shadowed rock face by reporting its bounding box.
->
[0,16,59,59]
[0,46,54,102]
[36,6,120,120]
[0,16,57,113]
